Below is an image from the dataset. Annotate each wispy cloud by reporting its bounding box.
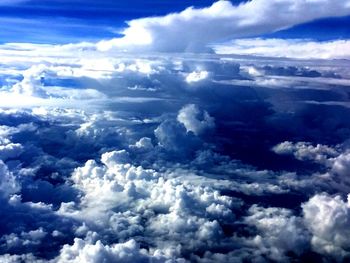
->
[0,0,29,5]
[214,38,350,59]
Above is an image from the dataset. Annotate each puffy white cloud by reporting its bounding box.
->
[101,150,131,167]
[185,71,209,83]
[57,149,237,260]
[2,228,47,249]
[0,143,23,161]
[97,0,350,52]
[272,141,339,164]
[302,193,350,259]
[245,205,310,261]
[56,238,171,263]
[130,137,154,151]
[177,104,215,136]
[11,64,49,98]
[272,142,350,193]
[330,152,350,177]
[154,119,200,153]
[322,152,350,193]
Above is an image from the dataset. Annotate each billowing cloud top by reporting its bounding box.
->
[97,0,350,52]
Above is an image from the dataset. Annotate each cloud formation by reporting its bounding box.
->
[303,193,350,258]
[97,0,350,52]
[214,38,350,59]
[177,104,215,135]
[1,36,350,262]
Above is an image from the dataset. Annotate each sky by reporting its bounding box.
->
[0,0,228,43]
[0,0,350,44]
[1,1,350,263]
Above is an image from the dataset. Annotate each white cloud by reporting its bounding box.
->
[57,149,237,259]
[154,119,199,152]
[0,143,24,161]
[130,137,154,151]
[177,104,215,135]
[323,152,350,192]
[214,38,350,59]
[185,71,209,83]
[245,205,309,261]
[97,0,350,52]
[101,150,131,167]
[331,152,350,177]
[272,141,350,193]
[0,160,20,198]
[2,228,47,249]
[272,141,339,165]
[0,254,44,263]
[56,238,170,263]
[11,64,49,98]
[302,193,350,259]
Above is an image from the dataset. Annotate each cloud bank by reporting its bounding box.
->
[97,0,350,52]
[214,38,350,59]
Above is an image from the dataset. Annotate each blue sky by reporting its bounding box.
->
[0,0,227,43]
[266,16,350,41]
[1,0,349,44]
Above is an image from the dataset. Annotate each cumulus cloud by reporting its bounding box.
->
[177,104,215,135]
[245,205,310,261]
[97,0,350,52]
[11,64,49,98]
[0,253,44,263]
[55,149,239,261]
[330,152,350,177]
[56,238,166,263]
[185,71,209,83]
[272,141,339,165]
[303,193,350,259]
[272,141,350,193]
[0,143,24,161]
[154,119,201,153]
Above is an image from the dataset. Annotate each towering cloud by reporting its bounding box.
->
[97,0,350,52]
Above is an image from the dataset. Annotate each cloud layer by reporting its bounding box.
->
[214,38,350,59]
[0,25,350,262]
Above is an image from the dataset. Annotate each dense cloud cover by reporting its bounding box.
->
[0,39,350,262]
[0,0,350,261]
